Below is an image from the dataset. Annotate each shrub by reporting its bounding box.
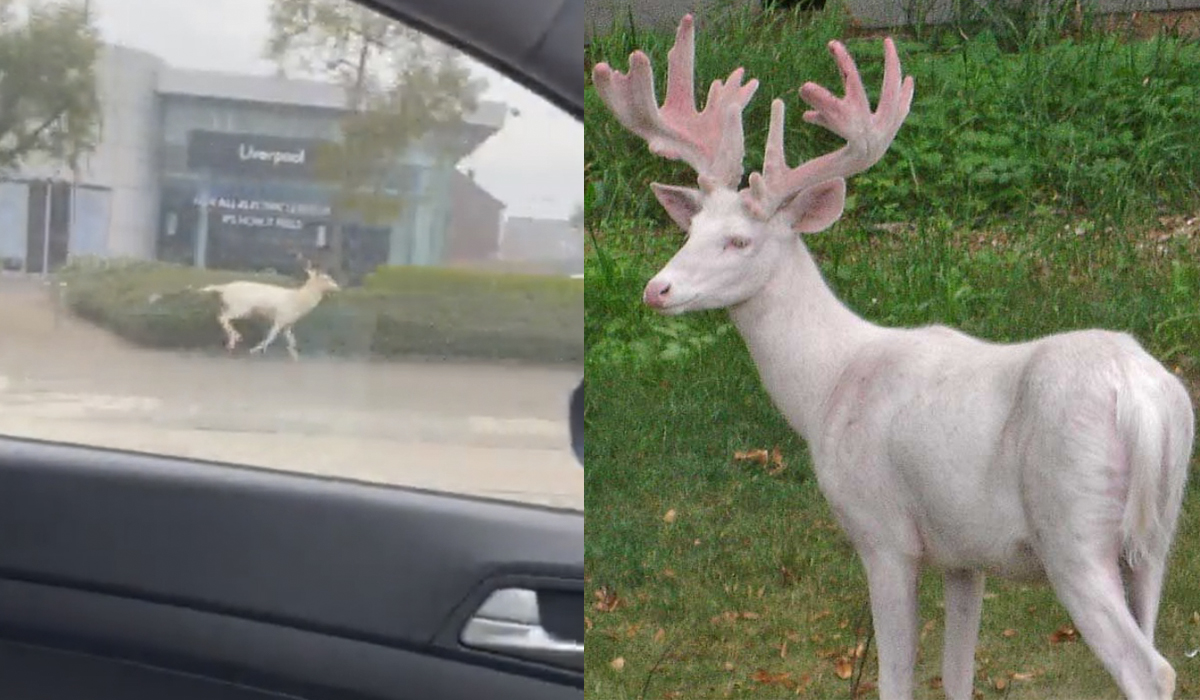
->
[58,258,584,364]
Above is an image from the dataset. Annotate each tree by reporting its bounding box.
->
[266,0,485,279]
[0,0,100,172]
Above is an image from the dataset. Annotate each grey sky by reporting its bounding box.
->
[89,0,582,220]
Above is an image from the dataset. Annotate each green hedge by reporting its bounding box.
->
[59,258,583,364]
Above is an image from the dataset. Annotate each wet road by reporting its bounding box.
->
[0,276,583,509]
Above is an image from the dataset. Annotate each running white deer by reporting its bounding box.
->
[200,261,339,360]
[593,15,1192,700]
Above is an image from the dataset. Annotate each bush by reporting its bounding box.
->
[585,5,1200,230]
[58,258,584,364]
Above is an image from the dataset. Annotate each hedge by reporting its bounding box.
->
[58,257,584,364]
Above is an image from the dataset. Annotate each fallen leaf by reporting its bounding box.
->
[928,676,943,689]
[733,448,770,466]
[724,661,735,672]
[779,639,788,659]
[610,657,625,672]
[1192,611,1199,625]
[663,509,677,524]
[853,641,866,658]
[653,628,666,643]
[741,611,760,620]
[584,616,593,632]
[834,656,854,680]
[769,446,787,475]
[810,609,832,623]
[751,669,794,687]
[1002,628,1017,638]
[661,567,677,579]
[1011,671,1035,681]
[593,587,620,613]
[993,677,1008,691]
[1049,624,1078,644]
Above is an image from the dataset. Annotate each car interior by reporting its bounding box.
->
[0,0,583,698]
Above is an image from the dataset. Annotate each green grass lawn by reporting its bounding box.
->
[585,4,1200,698]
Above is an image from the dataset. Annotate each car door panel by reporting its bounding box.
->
[0,437,583,697]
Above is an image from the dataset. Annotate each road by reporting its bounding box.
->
[0,276,583,510]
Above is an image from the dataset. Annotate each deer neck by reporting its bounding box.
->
[727,238,880,444]
[293,282,325,311]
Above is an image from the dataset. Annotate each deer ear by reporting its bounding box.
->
[651,183,703,232]
[781,178,846,234]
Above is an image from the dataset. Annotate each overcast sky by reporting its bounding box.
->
[88,0,582,221]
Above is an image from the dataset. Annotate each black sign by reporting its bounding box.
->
[186,130,332,180]
[193,194,333,231]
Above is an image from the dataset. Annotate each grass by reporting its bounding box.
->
[585,3,1200,698]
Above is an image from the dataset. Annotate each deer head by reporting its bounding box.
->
[591,15,914,313]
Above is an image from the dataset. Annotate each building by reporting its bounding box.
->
[499,216,583,276]
[444,168,504,263]
[0,43,506,279]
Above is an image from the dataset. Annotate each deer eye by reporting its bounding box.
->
[725,236,751,250]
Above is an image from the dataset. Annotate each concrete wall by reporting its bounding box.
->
[586,0,757,39]
[586,0,1200,35]
[844,0,1200,28]
[76,44,164,258]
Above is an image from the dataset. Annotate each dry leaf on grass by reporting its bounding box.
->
[751,669,795,688]
[733,448,770,465]
[834,656,854,680]
[733,447,789,475]
[769,446,786,475]
[1001,628,1017,638]
[610,657,625,672]
[653,628,666,643]
[593,587,620,613]
[662,508,677,524]
[1011,671,1036,681]
[993,677,1008,691]
[1049,624,1078,644]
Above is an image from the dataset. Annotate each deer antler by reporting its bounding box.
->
[591,14,759,192]
[744,37,914,220]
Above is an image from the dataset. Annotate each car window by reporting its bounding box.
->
[0,0,582,512]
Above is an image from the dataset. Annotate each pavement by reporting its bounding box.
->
[0,275,583,510]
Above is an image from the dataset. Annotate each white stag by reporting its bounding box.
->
[201,261,339,360]
[592,15,1193,700]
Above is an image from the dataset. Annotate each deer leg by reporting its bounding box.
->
[217,311,241,351]
[1124,552,1168,647]
[861,551,920,700]
[1038,536,1173,699]
[250,322,283,355]
[283,327,299,361]
[941,569,985,700]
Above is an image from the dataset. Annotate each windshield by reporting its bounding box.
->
[0,0,583,511]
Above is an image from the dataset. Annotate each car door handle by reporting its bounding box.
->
[459,587,583,671]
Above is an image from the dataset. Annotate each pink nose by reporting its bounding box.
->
[643,279,671,308]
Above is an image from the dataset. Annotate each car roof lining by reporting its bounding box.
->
[355,0,582,120]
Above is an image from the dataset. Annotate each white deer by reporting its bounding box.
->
[200,260,339,360]
[593,15,1193,700]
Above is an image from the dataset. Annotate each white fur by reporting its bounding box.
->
[645,189,1192,700]
[201,268,339,360]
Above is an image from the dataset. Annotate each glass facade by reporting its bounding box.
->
[156,95,459,277]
